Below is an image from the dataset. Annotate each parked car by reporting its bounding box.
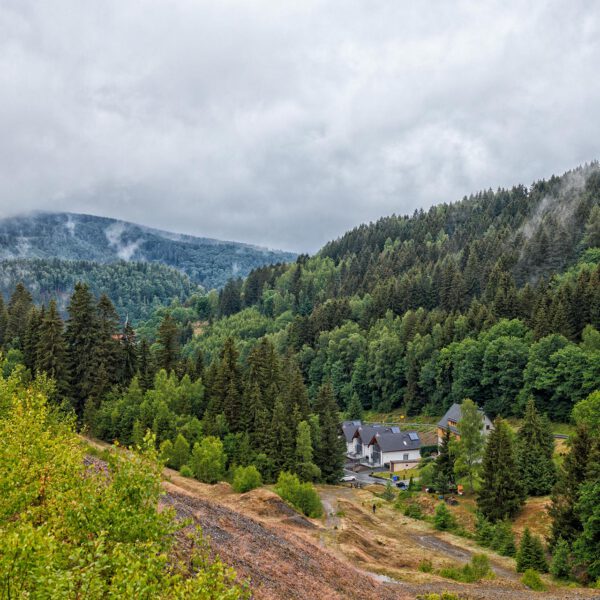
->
[395,481,408,490]
[340,475,357,482]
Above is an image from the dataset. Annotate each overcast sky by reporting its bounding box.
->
[1,1,599,252]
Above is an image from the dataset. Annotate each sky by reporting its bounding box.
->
[1,1,599,253]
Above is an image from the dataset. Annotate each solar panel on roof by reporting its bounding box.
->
[408,432,419,441]
[391,426,400,433]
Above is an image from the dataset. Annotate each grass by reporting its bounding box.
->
[372,468,420,480]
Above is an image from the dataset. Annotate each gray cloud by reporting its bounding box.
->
[1,1,599,252]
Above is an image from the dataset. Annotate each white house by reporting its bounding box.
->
[436,403,494,446]
[342,420,422,469]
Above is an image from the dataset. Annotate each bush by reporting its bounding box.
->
[418,559,433,573]
[417,594,463,600]
[275,471,323,518]
[382,480,395,501]
[179,464,193,477]
[403,503,424,519]
[521,568,546,591]
[190,436,226,483]
[439,554,493,583]
[490,520,516,557]
[434,502,456,531]
[232,465,263,493]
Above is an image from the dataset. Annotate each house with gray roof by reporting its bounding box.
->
[436,403,494,446]
[341,420,422,469]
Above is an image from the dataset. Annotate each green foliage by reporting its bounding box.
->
[0,372,246,598]
[520,568,546,591]
[232,465,263,493]
[453,398,484,492]
[477,419,524,522]
[516,398,556,496]
[403,502,424,520]
[191,436,227,484]
[179,464,193,478]
[516,528,548,573]
[274,471,323,518]
[382,480,395,501]
[418,559,433,573]
[434,502,456,531]
[439,554,493,583]
[572,390,600,429]
[550,537,571,580]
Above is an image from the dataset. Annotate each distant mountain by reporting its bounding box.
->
[0,212,296,290]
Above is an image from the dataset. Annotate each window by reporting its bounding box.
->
[486,425,490,430]
[403,453,409,461]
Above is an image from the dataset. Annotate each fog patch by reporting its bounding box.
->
[104,221,143,261]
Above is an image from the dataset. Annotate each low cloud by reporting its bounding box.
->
[0,1,599,252]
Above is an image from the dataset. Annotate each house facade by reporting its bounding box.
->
[342,420,421,469]
[436,403,494,446]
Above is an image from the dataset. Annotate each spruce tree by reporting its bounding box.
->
[516,398,556,496]
[65,283,100,415]
[314,382,345,483]
[36,300,69,396]
[120,321,138,385]
[156,313,180,373]
[477,418,524,521]
[137,337,154,391]
[550,538,571,579]
[269,396,295,473]
[0,295,7,348]
[516,528,548,573]
[5,282,33,348]
[549,425,592,547]
[346,392,363,421]
[94,294,121,397]
[23,305,43,374]
[215,338,243,432]
[434,428,455,494]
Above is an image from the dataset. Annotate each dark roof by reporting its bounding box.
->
[371,430,421,452]
[341,420,362,442]
[437,403,488,433]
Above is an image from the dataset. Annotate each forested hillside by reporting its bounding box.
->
[0,212,296,290]
[0,258,197,322]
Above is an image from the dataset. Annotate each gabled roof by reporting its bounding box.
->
[437,403,488,433]
[371,430,421,452]
[341,420,362,443]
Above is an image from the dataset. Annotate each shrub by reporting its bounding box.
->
[171,433,191,470]
[439,554,493,583]
[232,465,263,493]
[490,520,516,557]
[417,594,463,600]
[190,436,226,483]
[434,502,456,531]
[382,480,395,501]
[521,568,546,591]
[418,559,433,573]
[179,464,193,477]
[275,471,323,518]
[404,503,424,519]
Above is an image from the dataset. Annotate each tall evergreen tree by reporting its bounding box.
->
[0,295,8,348]
[65,283,100,415]
[5,282,33,348]
[36,300,68,396]
[434,428,455,494]
[212,338,243,432]
[269,395,295,473]
[477,418,524,521]
[120,321,138,385]
[516,398,556,496]
[94,294,121,396]
[549,425,593,548]
[313,382,345,483]
[23,305,43,374]
[137,337,154,391]
[156,313,180,373]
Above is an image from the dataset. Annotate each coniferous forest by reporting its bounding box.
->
[1,163,600,585]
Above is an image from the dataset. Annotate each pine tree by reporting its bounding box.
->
[434,428,455,494]
[0,295,7,348]
[477,418,524,521]
[269,396,295,473]
[94,294,121,397]
[215,338,243,432]
[36,300,69,396]
[23,305,43,374]
[346,392,363,421]
[120,321,138,385]
[5,282,33,348]
[516,398,556,496]
[516,528,548,573]
[549,425,592,547]
[137,337,154,391]
[65,283,100,415]
[314,382,345,483]
[156,313,180,373]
